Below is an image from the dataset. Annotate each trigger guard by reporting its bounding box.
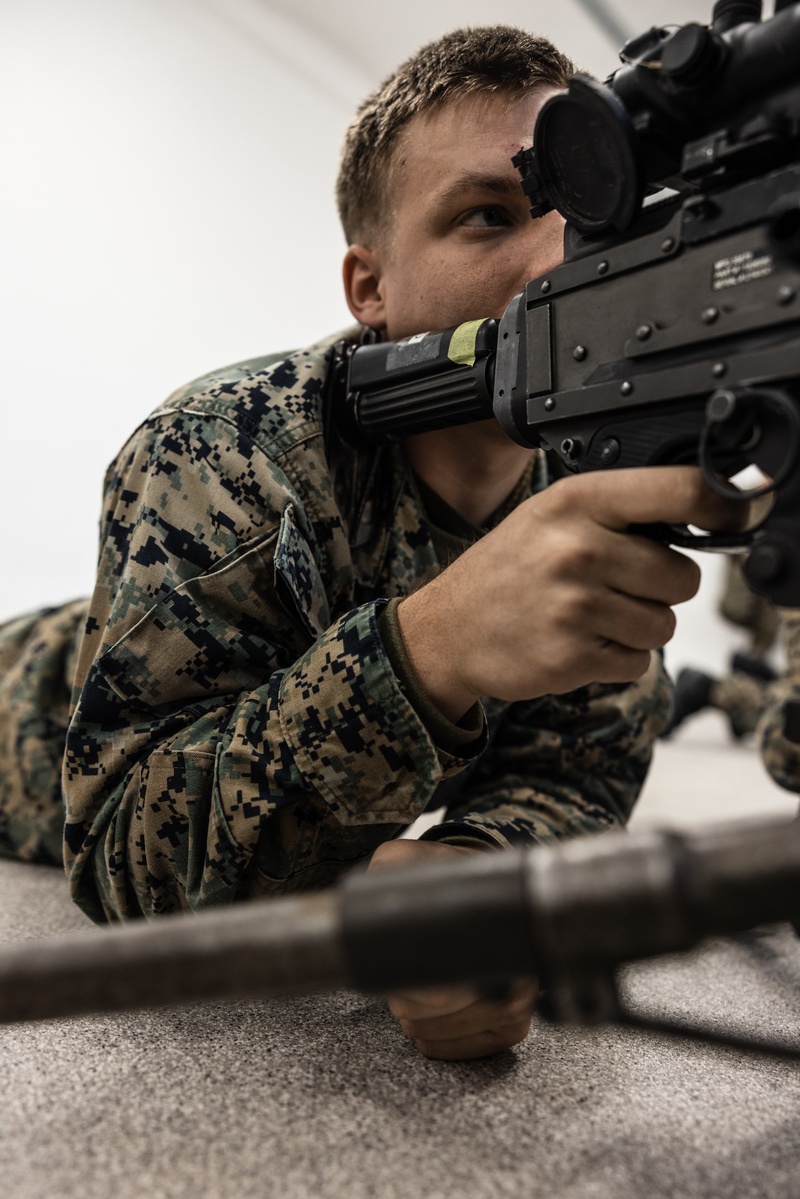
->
[630,521,755,552]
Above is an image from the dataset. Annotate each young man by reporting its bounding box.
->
[0,27,743,1060]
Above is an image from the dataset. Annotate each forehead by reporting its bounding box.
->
[390,89,551,204]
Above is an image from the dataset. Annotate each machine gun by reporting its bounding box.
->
[337,0,800,606]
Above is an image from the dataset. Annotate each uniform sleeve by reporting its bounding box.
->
[420,653,671,851]
[63,407,486,923]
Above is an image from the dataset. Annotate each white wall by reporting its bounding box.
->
[0,0,362,620]
[0,0,758,679]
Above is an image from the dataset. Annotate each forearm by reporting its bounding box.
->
[378,598,484,751]
[64,601,488,922]
[423,655,671,851]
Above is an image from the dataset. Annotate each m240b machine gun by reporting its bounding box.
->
[339,0,800,606]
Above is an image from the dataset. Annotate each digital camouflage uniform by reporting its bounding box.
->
[709,670,771,740]
[710,557,780,737]
[719,555,779,657]
[760,608,800,791]
[0,331,671,924]
[0,600,86,863]
[663,556,780,740]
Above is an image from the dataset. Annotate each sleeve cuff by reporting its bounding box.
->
[278,601,486,828]
[378,598,484,755]
[418,822,504,852]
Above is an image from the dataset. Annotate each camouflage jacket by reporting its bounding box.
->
[760,608,800,791]
[2,332,670,922]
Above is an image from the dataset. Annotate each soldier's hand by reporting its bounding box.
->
[367,840,537,1060]
[398,465,747,721]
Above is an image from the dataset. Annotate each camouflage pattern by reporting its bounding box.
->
[759,609,800,792]
[661,559,780,741]
[709,672,769,739]
[1,331,670,923]
[419,651,669,852]
[718,556,779,656]
[0,600,87,864]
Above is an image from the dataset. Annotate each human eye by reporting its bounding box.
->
[460,204,513,229]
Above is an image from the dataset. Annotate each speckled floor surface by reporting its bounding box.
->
[1,717,799,1199]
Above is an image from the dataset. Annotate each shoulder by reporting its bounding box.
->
[100,329,365,561]
[146,328,360,460]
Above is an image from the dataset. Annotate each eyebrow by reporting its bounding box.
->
[435,171,523,205]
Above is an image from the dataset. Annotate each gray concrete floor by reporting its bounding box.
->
[0,718,799,1199]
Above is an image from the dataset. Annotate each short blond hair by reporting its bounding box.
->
[336,26,574,245]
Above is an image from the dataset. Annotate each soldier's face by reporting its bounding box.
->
[370,89,565,340]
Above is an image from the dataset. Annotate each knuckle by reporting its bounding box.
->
[679,466,709,512]
[667,553,701,603]
[508,994,536,1020]
[654,605,677,646]
[540,475,574,517]
[422,988,461,1012]
[551,530,599,578]
[555,583,596,629]
[610,648,652,682]
[689,469,708,507]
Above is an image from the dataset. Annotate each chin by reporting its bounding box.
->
[449,418,532,457]
[472,417,517,446]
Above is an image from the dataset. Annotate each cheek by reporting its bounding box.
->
[396,263,487,332]
[530,213,566,275]
[435,256,511,321]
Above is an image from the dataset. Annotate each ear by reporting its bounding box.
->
[342,244,387,331]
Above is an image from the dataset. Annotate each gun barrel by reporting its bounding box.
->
[341,819,800,994]
[523,819,800,973]
[0,818,798,1026]
[0,889,345,1024]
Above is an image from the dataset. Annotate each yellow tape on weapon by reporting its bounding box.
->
[447,319,484,367]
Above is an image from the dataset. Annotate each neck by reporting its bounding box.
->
[403,421,535,527]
